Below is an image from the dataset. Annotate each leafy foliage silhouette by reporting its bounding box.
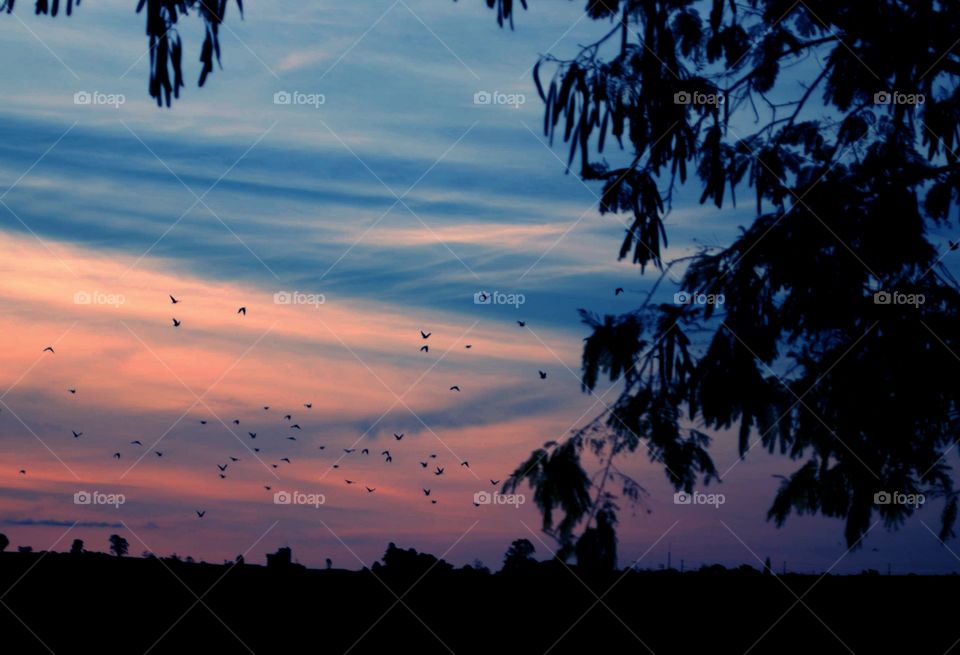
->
[483,0,960,552]
[0,0,242,106]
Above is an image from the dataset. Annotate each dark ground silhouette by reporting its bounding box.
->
[0,540,956,654]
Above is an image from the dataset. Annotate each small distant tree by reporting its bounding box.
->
[0,533,8,552]
[70,539,84,555]
[18,546,32,553]
[502,538,536,571]
[108,534,128,558]
[236,554,245,566]
[325,558,332,570]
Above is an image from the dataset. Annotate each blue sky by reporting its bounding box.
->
[0,0,958,574]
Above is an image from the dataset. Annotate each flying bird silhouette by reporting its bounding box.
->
[72,431,83,438]
[233,420,240,425]
[304,403,312,408]
[229,457,240,462]
[465,344,472,349]
[68,388,76,394]
[449,385,460,392]
[130,440,142,446]
[517,321,526,327]
[196,510,205,518]
[429,454,437,459]
[366,487,375,493]
[172,318,181,327]
[490,479,500,485]
[423,488,431,496]
[345,479,355,485]
[420,461,428,468]
[435,467,444,476]
[18,469,26,475]
[431,499,438,504]
[249,432,257,439]
[280,457,291,463]
[394,433,404,441]
[155,451,163,457]
[317,445,326,450]
[218,464,228,472]
[237,307,247,315]
[43,346,55,353]
[113,452,121,459]
[420,345,429,353]
[615,287,624,296]
[290,424,301,430]
[264,486,272,491]
[461,461,470,468]
[361,448,369,455]
[284,414,292,420]
[421,331,431,339]
[219,473,226,479]
[539,371,547,379]
[287,436,297,441]
[344,448,356,454]
[169,294,179,304]
[263,406,270,410]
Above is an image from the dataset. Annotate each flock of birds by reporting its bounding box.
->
[19,292,571,518]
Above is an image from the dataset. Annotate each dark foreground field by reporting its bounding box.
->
[0,548,955,654]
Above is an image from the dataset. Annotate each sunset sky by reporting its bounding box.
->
[1,0,957,574]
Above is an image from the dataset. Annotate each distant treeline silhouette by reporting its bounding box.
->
[2,532,959,653]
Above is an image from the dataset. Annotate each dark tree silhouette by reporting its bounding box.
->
[502,538,536,571]
[574,505,617,572]
[483,1,960,552]
[266,546,292,568]
[108,534,128,558]
[0,0,242,107]
[69,538,83,555]
[377,542,453,576]
[0,533,8,552]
